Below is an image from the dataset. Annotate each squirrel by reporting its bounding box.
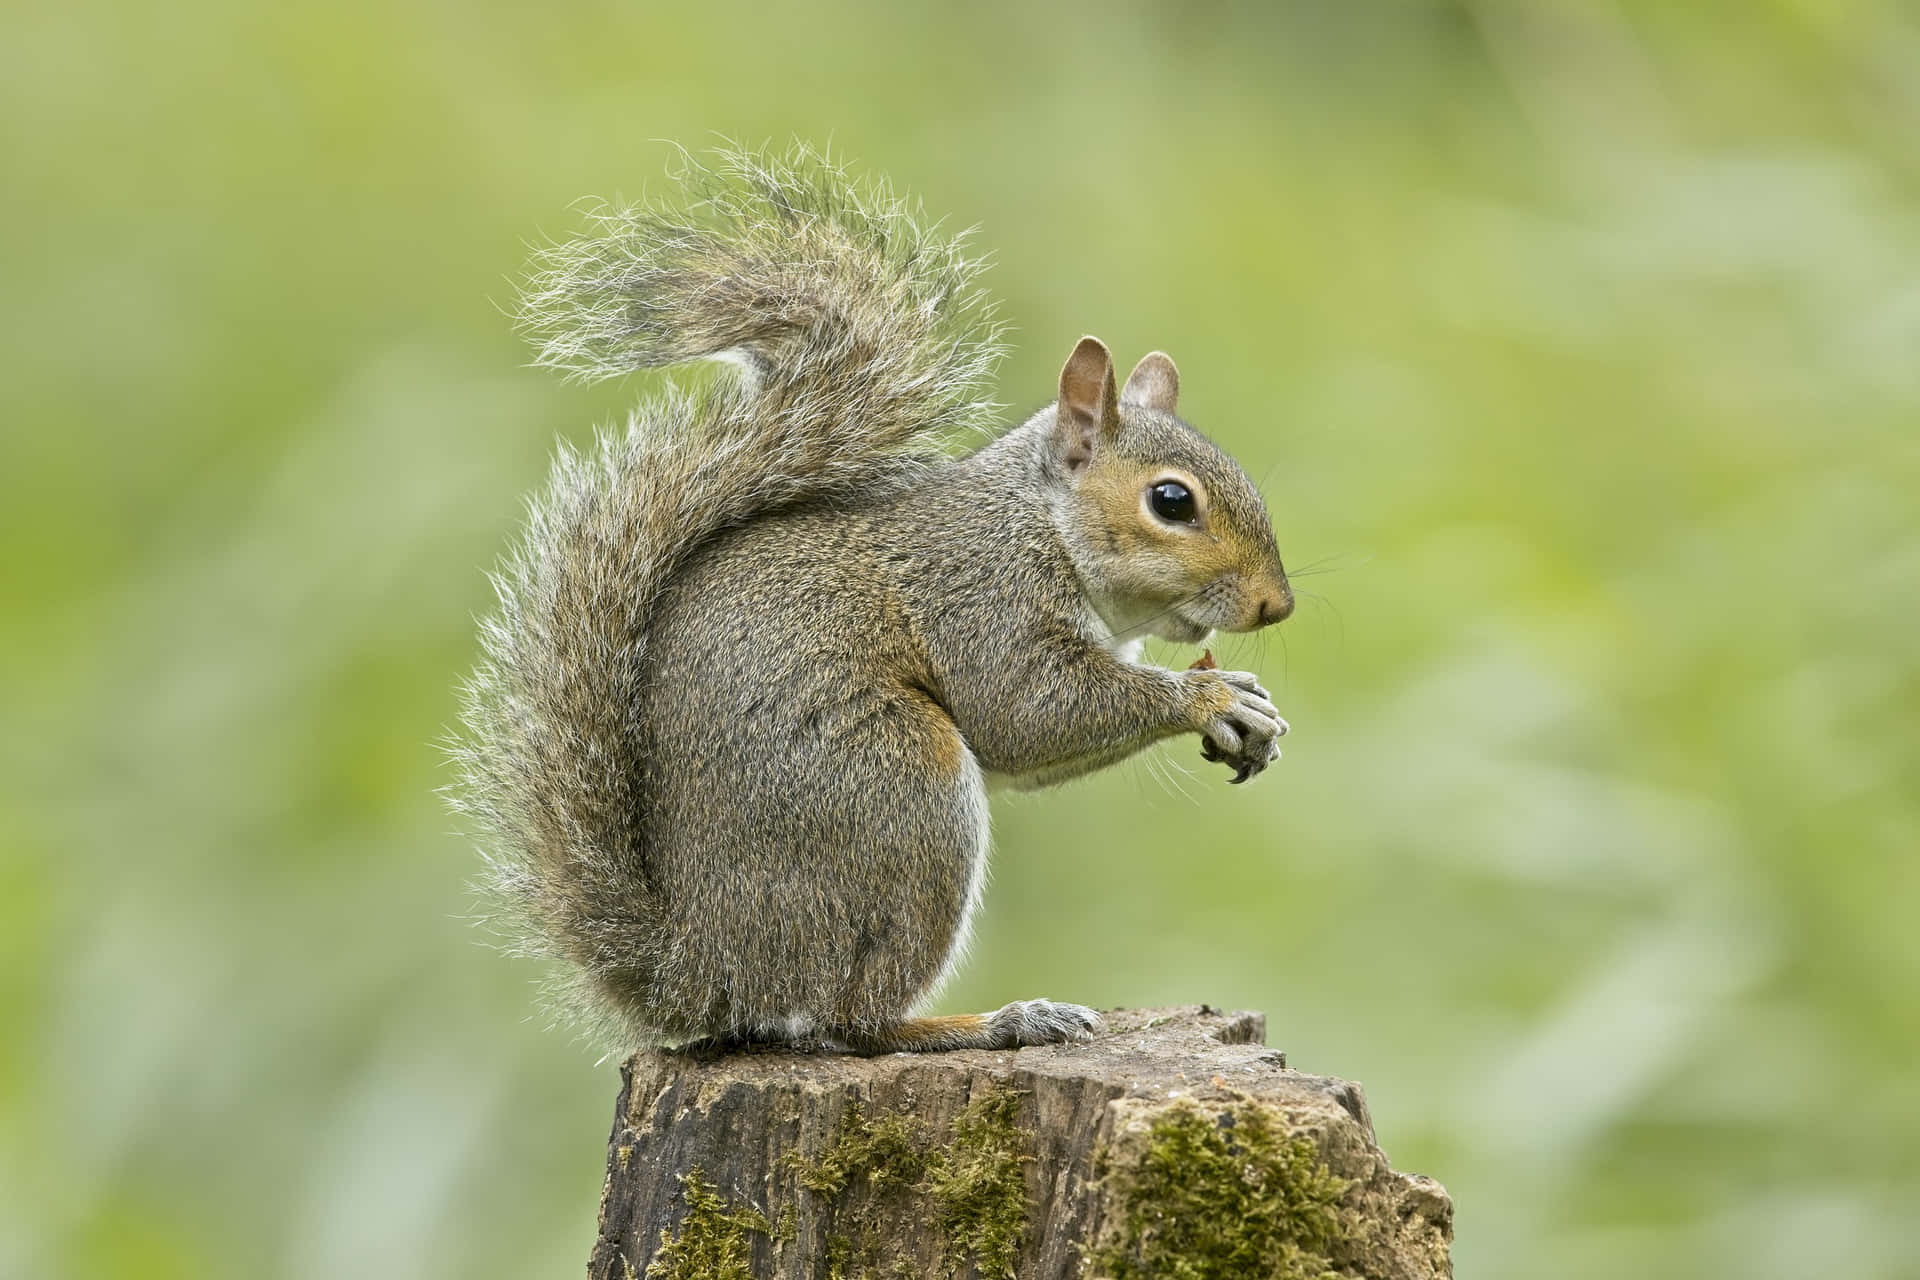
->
[449,145,1294,1055]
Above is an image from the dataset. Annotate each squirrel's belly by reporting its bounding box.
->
[920,747,991,1009]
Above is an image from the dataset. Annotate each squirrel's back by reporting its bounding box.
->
[446,146,1006,1043]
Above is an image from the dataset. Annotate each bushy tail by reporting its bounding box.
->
[447,144,1005,1043]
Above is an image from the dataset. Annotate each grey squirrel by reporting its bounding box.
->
[449,145,1294,1054]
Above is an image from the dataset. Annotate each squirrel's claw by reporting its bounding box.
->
[1199,671,1286,783]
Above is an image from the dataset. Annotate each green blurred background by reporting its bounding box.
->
[5,1,1918,1276]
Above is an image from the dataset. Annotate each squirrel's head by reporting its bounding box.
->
[1041,336,1293,645]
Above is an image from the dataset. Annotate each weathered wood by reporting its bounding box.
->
[590,1006,1452,1279]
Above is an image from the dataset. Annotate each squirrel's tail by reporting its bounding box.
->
[447,144,1005,1044]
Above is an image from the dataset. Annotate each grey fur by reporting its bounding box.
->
[448,144,1291,1053]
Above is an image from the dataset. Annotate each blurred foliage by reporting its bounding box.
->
[3,1,1918,1277]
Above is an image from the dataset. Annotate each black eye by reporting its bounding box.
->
[1148,480,1197,524]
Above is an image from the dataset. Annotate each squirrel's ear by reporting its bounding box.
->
[1056,336,1120,472]
[1121,351,1180,414]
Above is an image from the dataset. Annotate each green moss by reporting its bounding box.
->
[644,1168,775,1280]
[1090,1099,1354,1280]
[787,1101,929,1195]
[925,1087,1030,1278]
[785,1084,1035,1279]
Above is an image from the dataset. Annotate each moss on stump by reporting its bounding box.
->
[590,1006,1452,1279]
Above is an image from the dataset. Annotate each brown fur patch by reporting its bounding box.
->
[1080,456,1240,578]
[1193,674,1243,720]
[924,723,965,775]
[889,1014,989,1046]
[899,685,965,775]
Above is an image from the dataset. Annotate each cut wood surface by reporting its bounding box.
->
[591,1005,1452,1279]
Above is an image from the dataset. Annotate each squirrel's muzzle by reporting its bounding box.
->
[1254,589,1295,628]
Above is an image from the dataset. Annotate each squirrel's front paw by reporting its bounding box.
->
[1191,669,1287,784]
[987,998,1103,1048]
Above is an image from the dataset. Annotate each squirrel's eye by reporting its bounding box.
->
[1148,481,1198,525]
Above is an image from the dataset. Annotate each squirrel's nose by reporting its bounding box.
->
[1254,589,1294,628]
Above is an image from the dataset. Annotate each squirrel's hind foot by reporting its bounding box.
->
[828,1001,1103,1055]
[986,998,1103,1048]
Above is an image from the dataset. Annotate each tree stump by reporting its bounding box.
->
[589,1005,1452,1279]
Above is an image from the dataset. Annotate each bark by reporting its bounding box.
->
[590,1005,1452,1279]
